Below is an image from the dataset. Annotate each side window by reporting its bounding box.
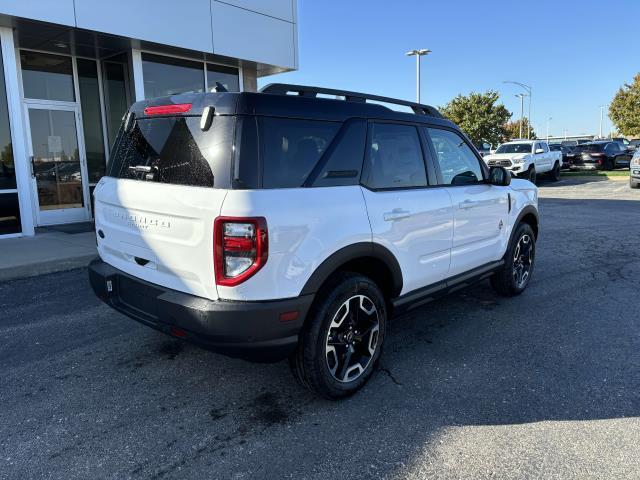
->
[311,119,367,187]
[261,117,340,188]
[426,128,484,185]
[541,142,549,153]
[365,123,427,189]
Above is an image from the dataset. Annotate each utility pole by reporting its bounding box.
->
[406,49,431,103]
[546,117,552,141]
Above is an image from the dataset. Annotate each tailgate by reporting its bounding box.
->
[94,177,226,300]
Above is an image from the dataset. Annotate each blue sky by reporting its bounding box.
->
[260,0,640,137]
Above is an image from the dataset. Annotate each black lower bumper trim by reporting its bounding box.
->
[88,259,314,362]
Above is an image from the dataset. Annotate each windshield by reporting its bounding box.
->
[107,115,234,188]
[495,143,532,154]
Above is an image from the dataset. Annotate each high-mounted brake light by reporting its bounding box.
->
[143,103,192,116]
[214,217,268,287]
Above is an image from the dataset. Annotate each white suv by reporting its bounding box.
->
[89,84,539,399]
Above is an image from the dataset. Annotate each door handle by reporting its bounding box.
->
[459,199,477,209]
[383,208,412,221]
[29,155,36,177]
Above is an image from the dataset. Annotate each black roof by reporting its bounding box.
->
[129,84,454,128]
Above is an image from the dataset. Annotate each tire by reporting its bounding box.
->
[527,165,537,184]
[491,222,536,297]
[604,158,614,171]
[631,178,640,189]
[549,162,560,182]
[289,273,387,399]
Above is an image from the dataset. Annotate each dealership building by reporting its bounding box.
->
[0,0,298,238]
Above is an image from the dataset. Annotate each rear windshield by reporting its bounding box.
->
[107,115,234,188]
[495,143,533,154]
[580,144,605,152]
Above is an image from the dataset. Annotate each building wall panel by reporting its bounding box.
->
[212,1,295,68]
[74,0,214,53]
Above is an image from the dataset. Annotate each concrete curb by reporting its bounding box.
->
[0,254,98,283]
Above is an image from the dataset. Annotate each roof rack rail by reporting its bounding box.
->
[260,83,443,118]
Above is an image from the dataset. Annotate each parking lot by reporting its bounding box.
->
[1,177,639,480]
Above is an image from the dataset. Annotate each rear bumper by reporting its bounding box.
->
[88,259,314,362]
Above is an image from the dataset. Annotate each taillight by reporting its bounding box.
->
[214,217,268,286]
[143,103,192,115]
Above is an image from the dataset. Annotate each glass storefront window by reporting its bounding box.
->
[0,192,22,235]
[142,53,204,99]
[77,59,106,183]
[0,41,15,191]
[102,56,130,149]
[207,64,239,92]
[20,51,75,102]
[1,39,21,235]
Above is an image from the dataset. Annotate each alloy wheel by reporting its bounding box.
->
[513,233,533,289]
[325,295,380,383]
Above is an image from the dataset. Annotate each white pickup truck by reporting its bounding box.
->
[483,140,562,183]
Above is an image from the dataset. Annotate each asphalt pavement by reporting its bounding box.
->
[1,177,639,479]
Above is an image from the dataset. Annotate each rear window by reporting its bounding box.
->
[581,144,605,153]
[260,117,340,188]
[107,115,234,188]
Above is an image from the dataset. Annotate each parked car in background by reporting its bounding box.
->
[630,149,640,188]
[570,141,632,170]
[483,140,562,183]
[629,139,640,150]
[549,143,572,169]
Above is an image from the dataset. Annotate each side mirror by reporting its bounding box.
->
[535,148,544,154]
[488,166,511,186]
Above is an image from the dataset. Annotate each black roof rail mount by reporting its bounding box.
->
[260,83,443,118]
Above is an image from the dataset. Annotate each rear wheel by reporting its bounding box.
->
[491,222,536,297]
[290,273,387,399]
[604,158,615,170]
[549,162,560,181]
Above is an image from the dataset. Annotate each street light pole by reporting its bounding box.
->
[515,93,526,139]
[599,105,608,139]
[546,117,552,141]
[406,49,431,103]
[504,81,532,139]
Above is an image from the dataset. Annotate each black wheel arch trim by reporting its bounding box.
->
[299,242,403,297]
[512,205,539,240]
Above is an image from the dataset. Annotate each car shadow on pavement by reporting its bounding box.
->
[2,197,639,479]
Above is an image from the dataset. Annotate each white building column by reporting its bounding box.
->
[130,49,145,101]
[0,26,34,236]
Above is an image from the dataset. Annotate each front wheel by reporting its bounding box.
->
[289,273,387,399]
[631,178,640,189]
[491,222,536,296]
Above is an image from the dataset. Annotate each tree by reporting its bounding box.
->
[609,73,640,137]
[504,118,537,140]
[440,91,511,147]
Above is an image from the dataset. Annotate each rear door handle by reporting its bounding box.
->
[383,209,412,221]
